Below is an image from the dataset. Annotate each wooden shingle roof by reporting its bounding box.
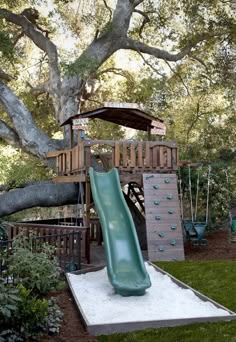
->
[61,104,165,132]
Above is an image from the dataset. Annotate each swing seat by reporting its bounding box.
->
[192,222,208,246]
[183,220,197,240]
[231,219,236,233]
[183,220,208,246]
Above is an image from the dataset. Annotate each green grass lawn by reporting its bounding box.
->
[98,261,236,342]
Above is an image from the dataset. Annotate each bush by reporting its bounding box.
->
[9,232,61,296]
[0,233,63,340]
[0,282,63,341]
[0,278,21,322]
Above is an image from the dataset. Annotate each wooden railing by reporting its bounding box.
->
[48,140,178,175]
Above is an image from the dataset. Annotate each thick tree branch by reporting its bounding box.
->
[0,8,61,119]
[0,119,20,147]
[0,81,63,158]
[112,0,134,36]
[0,181,79,217]
[122,31,230,62]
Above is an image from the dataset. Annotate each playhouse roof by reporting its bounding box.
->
[61,103,165,132]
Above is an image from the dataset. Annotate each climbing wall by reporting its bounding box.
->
[143,173,185,261]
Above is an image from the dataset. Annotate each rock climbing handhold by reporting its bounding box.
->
[171,224,177,230]
[165,178,170,184]
[146,175,154,180]
[158,232,165,237]
[159,246,164,252]
[170,240,176,246]
[168,209,174,214]
[153,184,159,189]
[154,200,160,205]
[155,215,161,220]
[167,194,173,200]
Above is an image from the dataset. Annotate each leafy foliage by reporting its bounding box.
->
[0,232,63,340]
[0,146,53,187]
[0,278,21,320]
[0,283,63,341]
[9,232,61,296]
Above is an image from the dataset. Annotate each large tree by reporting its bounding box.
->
[0,0,235,216]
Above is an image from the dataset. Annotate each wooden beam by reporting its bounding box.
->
[53,175,86,183]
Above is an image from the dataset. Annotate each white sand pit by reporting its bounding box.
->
[67,263,233,329]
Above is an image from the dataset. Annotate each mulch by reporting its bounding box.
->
[43,228,236,342]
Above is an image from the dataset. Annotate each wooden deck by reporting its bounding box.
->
[47,140,178,184]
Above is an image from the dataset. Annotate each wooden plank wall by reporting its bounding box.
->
[143,173,185,261]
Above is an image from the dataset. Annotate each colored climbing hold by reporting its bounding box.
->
[167,194,173,200]
[146,175,154,180]
[165,178,170,184]
[168,209,174,214]
[159,246,164,252]
[154,200,160,205]
[158,232,165,237]
[153,184,159,189]
[155,215,161,220]
[171,224,177,230]
[170,240,176,246]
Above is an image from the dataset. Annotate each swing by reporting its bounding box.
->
[225,168,236,242]
[182,165,210,246]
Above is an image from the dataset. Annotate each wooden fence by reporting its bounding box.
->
[5,218,102,264]
[0,230,82,274]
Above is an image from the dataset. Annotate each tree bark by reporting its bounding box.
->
[0,182,79,217]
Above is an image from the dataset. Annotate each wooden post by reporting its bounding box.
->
[147,126,151,141]
[85,180,91,264]
[69,123,74,148]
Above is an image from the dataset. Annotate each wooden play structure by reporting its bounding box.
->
[47,103,185,262]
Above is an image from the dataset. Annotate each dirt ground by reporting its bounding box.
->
[43,229,236,342]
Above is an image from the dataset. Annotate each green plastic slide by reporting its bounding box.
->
[89,167,151,296]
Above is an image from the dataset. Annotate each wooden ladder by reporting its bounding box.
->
[127,182,145,216]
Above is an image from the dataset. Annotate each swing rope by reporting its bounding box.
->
[188,165,194,223]
[194,167,200,222]
[205,165,211,225]
[178,168,184,219]
[224,168,232,224]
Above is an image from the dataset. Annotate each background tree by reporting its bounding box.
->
[0,0,235,216]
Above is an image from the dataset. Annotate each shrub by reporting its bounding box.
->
[0,278,21,323]
[41,298,63,336]
[9,232,61,296]
[0,283,63,341]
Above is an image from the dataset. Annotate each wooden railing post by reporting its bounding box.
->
[114,142,120,167]
[85,145,91,168]
[78,142,85,169]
